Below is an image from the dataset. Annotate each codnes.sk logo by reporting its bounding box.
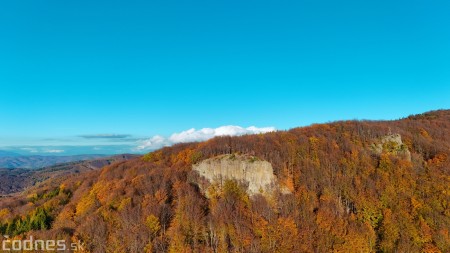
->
[2,235,83,251]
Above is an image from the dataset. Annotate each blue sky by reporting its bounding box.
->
[1,0,449,155]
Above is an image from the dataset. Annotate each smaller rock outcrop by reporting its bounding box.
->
[371,133,411,161]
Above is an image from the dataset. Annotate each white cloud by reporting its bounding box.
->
[20,147,38,153]
[44,149,65,153]
[136,135,171,150]
[19,147,65,154]
[136,125,276,151]
[78,134,131,139]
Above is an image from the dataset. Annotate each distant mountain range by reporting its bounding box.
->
[0,150,21,157]
[0,154,110,169]
[0,154,137,195]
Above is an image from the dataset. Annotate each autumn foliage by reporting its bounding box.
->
[0,110,449,252]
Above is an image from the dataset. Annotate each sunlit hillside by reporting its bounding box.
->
[0,110,449,252]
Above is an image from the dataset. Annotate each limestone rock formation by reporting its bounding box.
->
[192,154,290,196]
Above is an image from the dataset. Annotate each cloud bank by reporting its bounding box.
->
[18,147,65,154]
[137,125,276,151]
[78,134,131,139]
[44,149,65,153]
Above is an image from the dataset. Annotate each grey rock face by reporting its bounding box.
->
[192,154,289,196]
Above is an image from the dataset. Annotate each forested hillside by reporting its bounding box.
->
[0,110,449,252]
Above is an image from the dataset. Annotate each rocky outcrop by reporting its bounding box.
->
[372,133,411,161]
[192,154,290,196]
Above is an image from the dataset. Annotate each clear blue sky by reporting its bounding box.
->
[0,0,449,154]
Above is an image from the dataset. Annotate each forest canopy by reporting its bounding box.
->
[0,110,449,253]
